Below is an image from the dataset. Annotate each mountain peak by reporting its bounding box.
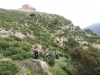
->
[19,4,36,12]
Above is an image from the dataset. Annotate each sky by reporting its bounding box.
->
[0,0,100,28]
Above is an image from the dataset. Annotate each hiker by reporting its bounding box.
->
[34,46,39,59]
[55,51,59,59]
[45,48,50,57]
[51,51,55,58]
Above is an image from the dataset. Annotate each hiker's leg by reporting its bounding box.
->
[34,55,36,59]
[37,55,38,59]
[56,55,59,59]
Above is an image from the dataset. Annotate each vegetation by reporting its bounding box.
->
[0,60,19,75]
[68,47,100,75]
[18,59,47,75]
[0,8,100,75]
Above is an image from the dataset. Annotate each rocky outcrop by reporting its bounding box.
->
[40,60,52,75]
[22,4,36,11]
[0,28,34,39]
[34,60,52,75]
[20,4,36,12]
[92,44,100,49]
[61,25,80,32]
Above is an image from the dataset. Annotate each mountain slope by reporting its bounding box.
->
[84,23,100,36]
[0,8,100,75]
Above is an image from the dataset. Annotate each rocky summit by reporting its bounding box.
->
[19,4,36,12]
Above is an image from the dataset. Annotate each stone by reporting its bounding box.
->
[21,4,36,11]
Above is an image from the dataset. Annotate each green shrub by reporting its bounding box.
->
[64,38,79,48]
[30,13,35,16]
[62,66,76,75]
[13,42,20,47]
[0,54,4,59]
[63,54,70,59]
[22,46,31,52]
[44,56,55,67]
[0,47,2,52]
[94,67,100,75]
[21,52,33,59]
[3,50,12,56]
[4,37,14,41]
[88,44,100,55]
[11,54,23,60]
[6,47,23,55]
[0,60,19,75]
[20,42,32,52]
[0,40,10,50]
[58,52,63,57]
[49,67,68,75]
[39,52,45,58]
[68,47,100,75]
[55,57,67,68]
[12,36,23,41]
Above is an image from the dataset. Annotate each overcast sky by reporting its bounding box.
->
[0,0,100,28]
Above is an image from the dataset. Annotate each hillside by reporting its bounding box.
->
[84,23,100,36]
[0,7,100,75]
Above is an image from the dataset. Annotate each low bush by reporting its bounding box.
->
[39,52,45,58]
[11,54,23,60]
[63,54,70,59]
[49,67,67,75]
[0,54,4,59]
[12,36,23,41]
[4,37,14,41]
[88,44,100,55]
[13,42,20,47]
[22,46,31,52]
[6,47,23,55]
[44,56,55,67]
[62,66,76,75]
[0,40,10,50]
[30,13,35,16]
[3,50,12,56]
[0,60,19,75]
[21,52,33,59]
[68,47,100,75]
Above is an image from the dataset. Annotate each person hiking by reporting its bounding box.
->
[34,46,39,59]
[45,48,49,57]
[51,51,55,58]
[55,51,59,59]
